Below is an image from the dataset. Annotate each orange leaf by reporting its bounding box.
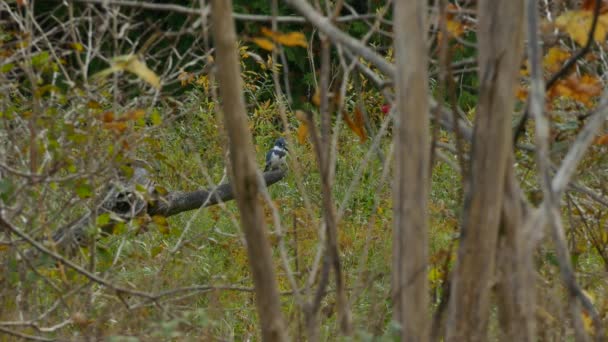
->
[594,134,608,145]
[103,121,127,132]
[581,0,608,12]
[125,109,145,121]
[353,107,367,142]
[342,109,367,143]
[549,74,601,107]
[252,37,275,51]
[311,88,321,107]
[295,109,308,122]
[297,123,309,144]
[102,111,115,123]
[516,86,528,101]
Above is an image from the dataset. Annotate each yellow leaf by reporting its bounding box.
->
[543,47,571,73]
[70,42,84,52]
[446,19,465,38]
[92,54,161,89]
[252,37,275,51]
[122,57,161,89]
[275,31,308,48]
[428,267,442,283]
[555,11,608,46]
[261,27,308,48]
[152,215,168,227]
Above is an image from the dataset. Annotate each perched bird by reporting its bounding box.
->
[264,137,288,172]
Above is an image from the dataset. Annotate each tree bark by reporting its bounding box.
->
[210,0,288,340]
[446,0,525,340]
[391,0,430,340]
[495,162,536,341]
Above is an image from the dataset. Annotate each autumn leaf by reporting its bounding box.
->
[70,42,84,52]
[103,121,128,133]
[549,74,601,107]
[516,86,528,101]
[260,27,308,48]
[101,111,114,123]
[543,47,571,73]
[555,10,608,46]
[342,108,367,143]
[594,134,608,145]
[581,0,608,12]
[92,54,161,89]
[252,37,275,51]
[125,109,145,121]
[353,107,367,142]
[178,71,195,86]
[446,20,465,38]
[381,103,391,114]
[119,57,161,89]
[295,110,309,144]
[311,88,321,107]
[87,101,102,110]
[437,4,466,42]
[297,123,309,144]
[275,31,308,48]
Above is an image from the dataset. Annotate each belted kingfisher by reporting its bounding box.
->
[264,137,288,172]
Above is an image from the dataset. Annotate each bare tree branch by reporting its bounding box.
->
[149,169,286,217]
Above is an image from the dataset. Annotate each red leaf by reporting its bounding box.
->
[381,103,391,114]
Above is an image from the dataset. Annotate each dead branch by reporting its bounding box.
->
[148,168,286,217]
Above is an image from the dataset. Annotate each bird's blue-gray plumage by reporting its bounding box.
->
[264,138,288,172]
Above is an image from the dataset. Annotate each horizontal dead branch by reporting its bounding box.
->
[47,167,286,255]
[149,168,286,217]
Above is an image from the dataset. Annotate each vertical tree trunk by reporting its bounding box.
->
[210,1,288,340]
[495,162,536,341]
[445,0,525,340]
[391,0,430,340]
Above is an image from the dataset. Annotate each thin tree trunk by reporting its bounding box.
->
[391,0,430,340]
[210,1,288,340]
[446,0,525,340]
